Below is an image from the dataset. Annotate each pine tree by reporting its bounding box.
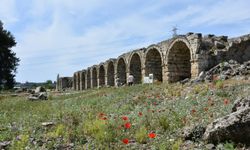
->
[0,21,20,90]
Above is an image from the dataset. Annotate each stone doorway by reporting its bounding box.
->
[145,49,163,82]
[87,69,91,89]
[167,41,191,82]
[129,53,142,84]
[107,62,115,86]
[117,58,127,85]
[92,68,98,88]
[81,72,85,90]
[99,65,105,87]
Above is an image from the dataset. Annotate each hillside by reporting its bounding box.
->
[1,79,250,149]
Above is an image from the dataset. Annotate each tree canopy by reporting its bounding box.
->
[0,21,20,90]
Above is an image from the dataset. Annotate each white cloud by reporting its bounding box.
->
[0,0,18,25]
[189,0,250,26]
[2,0,250,82]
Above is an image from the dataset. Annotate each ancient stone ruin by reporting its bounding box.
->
[56,32,250,91]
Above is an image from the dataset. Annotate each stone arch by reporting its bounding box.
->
[99,65,105,87]
[167,40,192,82]
[73,73,77,90]
[92,67,98,88]
[129,53,142,84]
[107,61,115,86]
[145,48,163,82]
[116,58,127,85]
[87,69,91,89]
[77,72,81,90]
[81,71,86,90]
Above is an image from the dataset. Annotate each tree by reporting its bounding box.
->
[0,20,20,90]
[43,80,54,89]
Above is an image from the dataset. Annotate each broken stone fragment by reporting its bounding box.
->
[0,141,11,149]
[41,122,54,127]
[203,107,250,145]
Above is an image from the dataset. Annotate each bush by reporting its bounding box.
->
[135,126,148,144]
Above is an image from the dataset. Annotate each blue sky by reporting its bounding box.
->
[1,0,250,82]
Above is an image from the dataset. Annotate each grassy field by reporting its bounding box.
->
[1,79,250,149]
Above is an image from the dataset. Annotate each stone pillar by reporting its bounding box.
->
[90,70,93,89]
[162,64,168,83]
[79,72,82,91]
[85,73,87,90]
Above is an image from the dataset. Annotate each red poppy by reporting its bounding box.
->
[204,107,209,111]
[138,112,143,116]
[99,113,105,117]
[122,116,128,121]
[224,99,230,105]
[122,138,129,144]
[124,122,131,129]
[153,102,157,105]
[191,109,196,114]
[148,132,156,138]
[101,117,107,120]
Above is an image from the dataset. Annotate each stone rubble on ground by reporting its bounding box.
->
[188,60,250,84]
[41,122,54,127]
[0,141,11,149]
[203,97,250,145]
[28,86,48,100]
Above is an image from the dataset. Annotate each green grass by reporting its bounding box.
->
[0,80,250,149]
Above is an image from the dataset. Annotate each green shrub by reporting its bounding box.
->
[11,133,30,150]
[83,119,115,144]
[135,126,148,144]
[158,116,170,131]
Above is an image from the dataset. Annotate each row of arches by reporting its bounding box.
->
[74,40,194,90]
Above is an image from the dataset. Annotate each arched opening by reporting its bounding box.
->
[145,49,162,82]
[99,65,105,87]
[107,62,115,86]
[81,72,85,90]
[117,58,127,85]
[87,69,91,89]
[77,72,81,90]
[92,68,98,88]
[73,74,77,90]
[129,53,142,84]
[167,41,191,82]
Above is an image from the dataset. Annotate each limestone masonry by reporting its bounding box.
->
[56,32,250,91]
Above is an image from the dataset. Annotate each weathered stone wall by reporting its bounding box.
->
[57,32,250,91]
[56,77,73,91]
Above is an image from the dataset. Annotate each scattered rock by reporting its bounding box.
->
[180,78,190,84]
[214,41,226,49]
[203,107,250,145]
[0,141,11,149]
[232,97,250,112]
[35,86,46,93]
[28,87,48,101]
[182,125,206,141]
[41,122,55,127]
[205,143,215,149]
[201,60,250,82]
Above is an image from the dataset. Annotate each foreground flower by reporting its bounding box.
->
[98,113,105,117]
[224,99,230,105]
[191,109,196,114]
[138,112,143,116]
[124,122,131,129]
[148,132,156,138]
[122,138,129,144]
[204,107,209,111]
[122,116,128,121]
[101,117,107,120]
